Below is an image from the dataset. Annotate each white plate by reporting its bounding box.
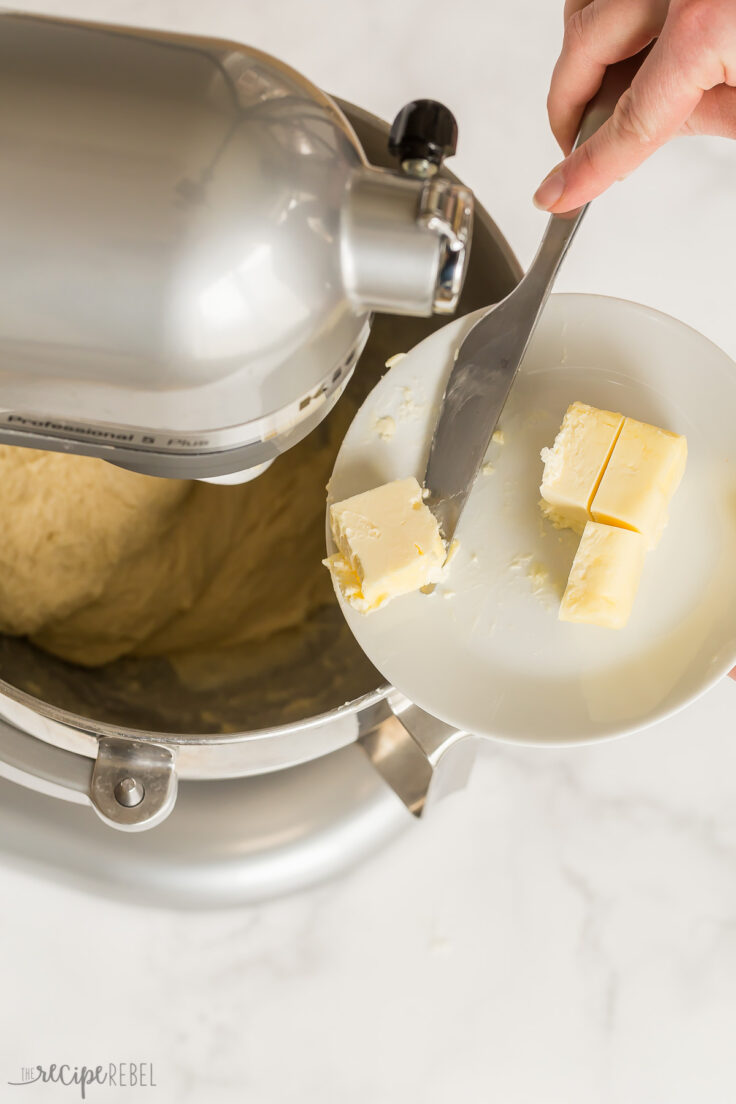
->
[327,294,736,744]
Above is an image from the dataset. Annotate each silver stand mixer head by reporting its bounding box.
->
[0,13,473,482]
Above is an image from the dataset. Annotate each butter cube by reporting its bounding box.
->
[324,477,445,613]
[540,402,624,530]
[591,417,687,548]
[559,522,647,629]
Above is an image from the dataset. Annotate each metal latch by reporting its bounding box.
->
[90,736,177,831]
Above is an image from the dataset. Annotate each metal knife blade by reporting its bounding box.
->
[424,50,647,545]
[423,269,568,543]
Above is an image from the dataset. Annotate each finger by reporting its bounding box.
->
[684,85,736,139]
[730,666,736,681]
[563,0,593,22]
[549,0,668,154]
[535,31,711,212]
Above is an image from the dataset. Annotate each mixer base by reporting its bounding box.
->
[0,745,410,908]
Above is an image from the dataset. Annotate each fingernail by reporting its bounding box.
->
[533,168,565,211]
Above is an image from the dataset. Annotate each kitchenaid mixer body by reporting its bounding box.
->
[0,19,520,901]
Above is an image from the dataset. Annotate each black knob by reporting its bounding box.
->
[388,100,458,177]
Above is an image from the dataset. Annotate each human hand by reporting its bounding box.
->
[534,0,736,213]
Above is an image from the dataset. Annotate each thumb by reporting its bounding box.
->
[534,38,705,212]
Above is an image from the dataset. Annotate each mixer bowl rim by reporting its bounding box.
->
[0,674,392,745]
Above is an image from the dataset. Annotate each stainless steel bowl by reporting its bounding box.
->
[0,102,521,831]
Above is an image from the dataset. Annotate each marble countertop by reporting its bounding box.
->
[2,1,736,1101]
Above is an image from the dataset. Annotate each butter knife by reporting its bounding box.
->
[425,52,647,543]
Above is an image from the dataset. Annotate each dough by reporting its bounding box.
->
[0,448,188,636]
[0,409,348,667]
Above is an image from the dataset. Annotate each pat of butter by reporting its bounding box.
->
[324,477,445,613]
[540,402,624,530]
[591,417,687,549]
[559,522,646,629]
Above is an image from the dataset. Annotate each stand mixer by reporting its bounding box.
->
[0,13,521,904]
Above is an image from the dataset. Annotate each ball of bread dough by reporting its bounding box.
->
[0,407,346,667]
[0,446,189,636]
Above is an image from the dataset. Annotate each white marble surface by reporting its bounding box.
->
[2,1,736,1101]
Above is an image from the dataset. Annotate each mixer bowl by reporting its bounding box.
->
[0,102,520,828]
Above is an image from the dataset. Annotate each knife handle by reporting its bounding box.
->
[575,46,651,150]
[520,48,650,306]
